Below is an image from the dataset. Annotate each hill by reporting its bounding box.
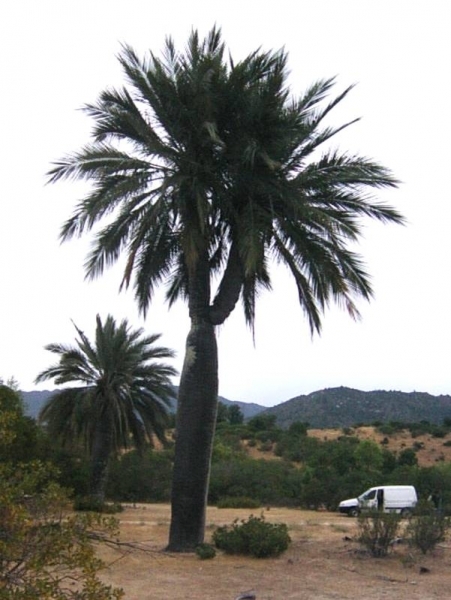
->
[21,390,55,419]
[21,389,264,420]
[262,386,451,428]
[22,386,451,428]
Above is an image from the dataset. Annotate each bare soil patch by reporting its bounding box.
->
[97,504,451,600]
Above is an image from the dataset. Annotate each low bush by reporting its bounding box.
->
[106,448,172,502]
[196,543,216,559]
[254,430,280,443]
[259,440,274,452]
[431,427,447,438]
[357,511,402,557]
[406,504,451,554]
[209,458,303,506]
[212,514,291,558]
[0,460,123,600]
[217,496,261,509]
[73,496,123,513]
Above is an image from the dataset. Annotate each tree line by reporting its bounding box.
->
[4,381,451,516]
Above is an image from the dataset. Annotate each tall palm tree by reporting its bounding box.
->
[47,28,403,549]
[36,315,177,503]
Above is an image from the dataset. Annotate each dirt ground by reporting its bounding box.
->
[97,504,451,600]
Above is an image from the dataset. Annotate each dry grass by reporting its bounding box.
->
[308,426,451,467]
[243,425,451,467]
[97,504,451,600]
[95,426,451,598]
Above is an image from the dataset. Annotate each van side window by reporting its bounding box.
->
[363,490,376,500]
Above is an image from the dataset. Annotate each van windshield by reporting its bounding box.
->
[359,489,376,501]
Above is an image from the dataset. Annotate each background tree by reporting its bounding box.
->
[216,402,244,425]
[48,28,403,550]
[0,384,43,463]
[0,376,20,392]
[36,315,177,503]
[0,383,124,600]
[228,405,244,425]
[0,384,24,452]
[216,402,230,424]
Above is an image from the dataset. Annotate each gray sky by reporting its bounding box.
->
[1,1,450,406]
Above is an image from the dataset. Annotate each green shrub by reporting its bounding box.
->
[288,421,309,436]
[196,543,216,559]
[254,430,279,443]
[275,433,320,463]
[217,496,261,509]
[247,414,277,433]
[406,505,451,554]
[431,427,447,438]
[378,421,406,436]
[259,440,273,452]
[106,448,172,502]
[397,448,418,467]
[216,429,247,446]
[209,458,303,506]
[357,511,402,557]
[212,514,291,558]
[0,459,123,600]
[408,422,431,437]
[73,496,123,513]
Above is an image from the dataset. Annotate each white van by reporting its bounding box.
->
[338,485,418,517]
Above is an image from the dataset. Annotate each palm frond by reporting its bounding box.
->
[50,27,403,338]
[48,144,152,184]
[36,315,177,457]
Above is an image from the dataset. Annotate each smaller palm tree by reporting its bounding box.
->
[36,314,177,503]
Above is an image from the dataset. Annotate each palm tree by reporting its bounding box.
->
[36,315,177,503]
[47,28,403,549]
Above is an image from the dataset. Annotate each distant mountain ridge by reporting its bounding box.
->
[22,390,56,419]
[21,389,264,420]
[21,386,451,428]
[262,386,451,428]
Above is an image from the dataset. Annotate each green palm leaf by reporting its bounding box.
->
[36,315,177,501]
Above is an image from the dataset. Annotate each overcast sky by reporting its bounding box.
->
[1,1,450,406]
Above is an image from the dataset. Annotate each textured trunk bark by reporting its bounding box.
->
[167,319,218,551]
[167,244,243,552]
[89,418,112,503]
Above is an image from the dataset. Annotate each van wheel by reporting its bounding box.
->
[349,508,359,517]
[401,508,411,517]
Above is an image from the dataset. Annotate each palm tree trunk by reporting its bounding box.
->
[167,246,219,551]
[167,244,244,551]
[89,418,112,504]
[167,318,218,551]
